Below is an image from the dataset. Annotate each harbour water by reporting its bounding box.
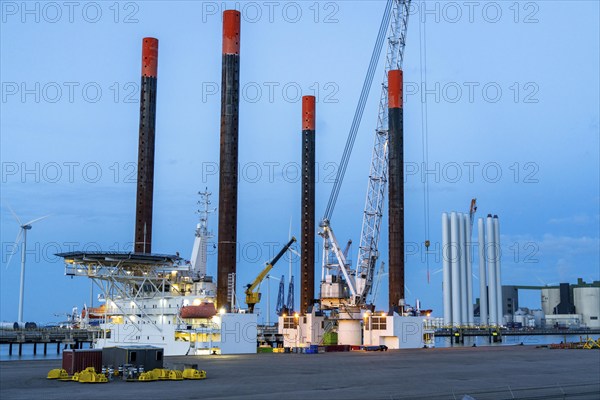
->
[0,342,93,361]
[434,333,598,348]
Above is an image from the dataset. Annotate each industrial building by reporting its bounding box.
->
[473,279,600,329]
[541,279,600,328]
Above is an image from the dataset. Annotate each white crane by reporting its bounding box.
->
[319,0,411,309]
[190,188,215,277]
[5,206,50,323]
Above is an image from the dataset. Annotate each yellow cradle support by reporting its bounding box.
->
[168,370,184,381]
[182,368,207,380]
[47,369,69,380]
[138,371,158,381]
[76,367,108,383]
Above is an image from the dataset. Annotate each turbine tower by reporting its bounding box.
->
[6,206,49,323]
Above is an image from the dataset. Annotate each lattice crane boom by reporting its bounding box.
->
[355,0,411,303]
[319,0,411,308]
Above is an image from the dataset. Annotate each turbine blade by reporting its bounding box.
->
[6,203,22,226]
[24,214,51,226]
[534,275,545,286]
[4,229,23,269]
[288,248,300,257]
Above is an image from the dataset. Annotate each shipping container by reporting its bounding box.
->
[62,349,103,375]
[101,346,163,370]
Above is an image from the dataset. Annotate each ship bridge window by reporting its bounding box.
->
[283,317,298,329]
[371,317,387,331]
[156,351,163,361]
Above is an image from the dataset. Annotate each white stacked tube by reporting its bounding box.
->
[477,218,488,326]
[465,214,474,326]
[459,213,468,326]
[494,216,503,326]
[450,212,461,327]
[486,215,498,326]
[442,213,452,326]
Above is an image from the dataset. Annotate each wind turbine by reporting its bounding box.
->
[5,206,50,324]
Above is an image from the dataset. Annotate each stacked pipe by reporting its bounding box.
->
[441,212,474,327]
[482,214,504,326]
[459,213,467,324]
[300,96,316,315]
[217,10,241,311]
[486,215,497,325]
[477,218,488,325]
[465,214,474,326]
[442,212,503,327]
[134,37,159,253]
[388,70,404,311]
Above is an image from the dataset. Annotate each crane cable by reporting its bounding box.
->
[323,0,393,221]
[419,12,431,284]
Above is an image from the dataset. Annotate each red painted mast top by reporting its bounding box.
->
[222,10,240,55]
[302,96,316,131]
[141,37,158,78]
[388,70,403,109]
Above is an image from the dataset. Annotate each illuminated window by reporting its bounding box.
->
[371,316,387,330]
[283,317,298,329]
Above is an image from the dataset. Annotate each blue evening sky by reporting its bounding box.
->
[1,1,598,323]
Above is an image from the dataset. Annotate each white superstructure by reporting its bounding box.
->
[58,191,257,356]
[363,313,435,349]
